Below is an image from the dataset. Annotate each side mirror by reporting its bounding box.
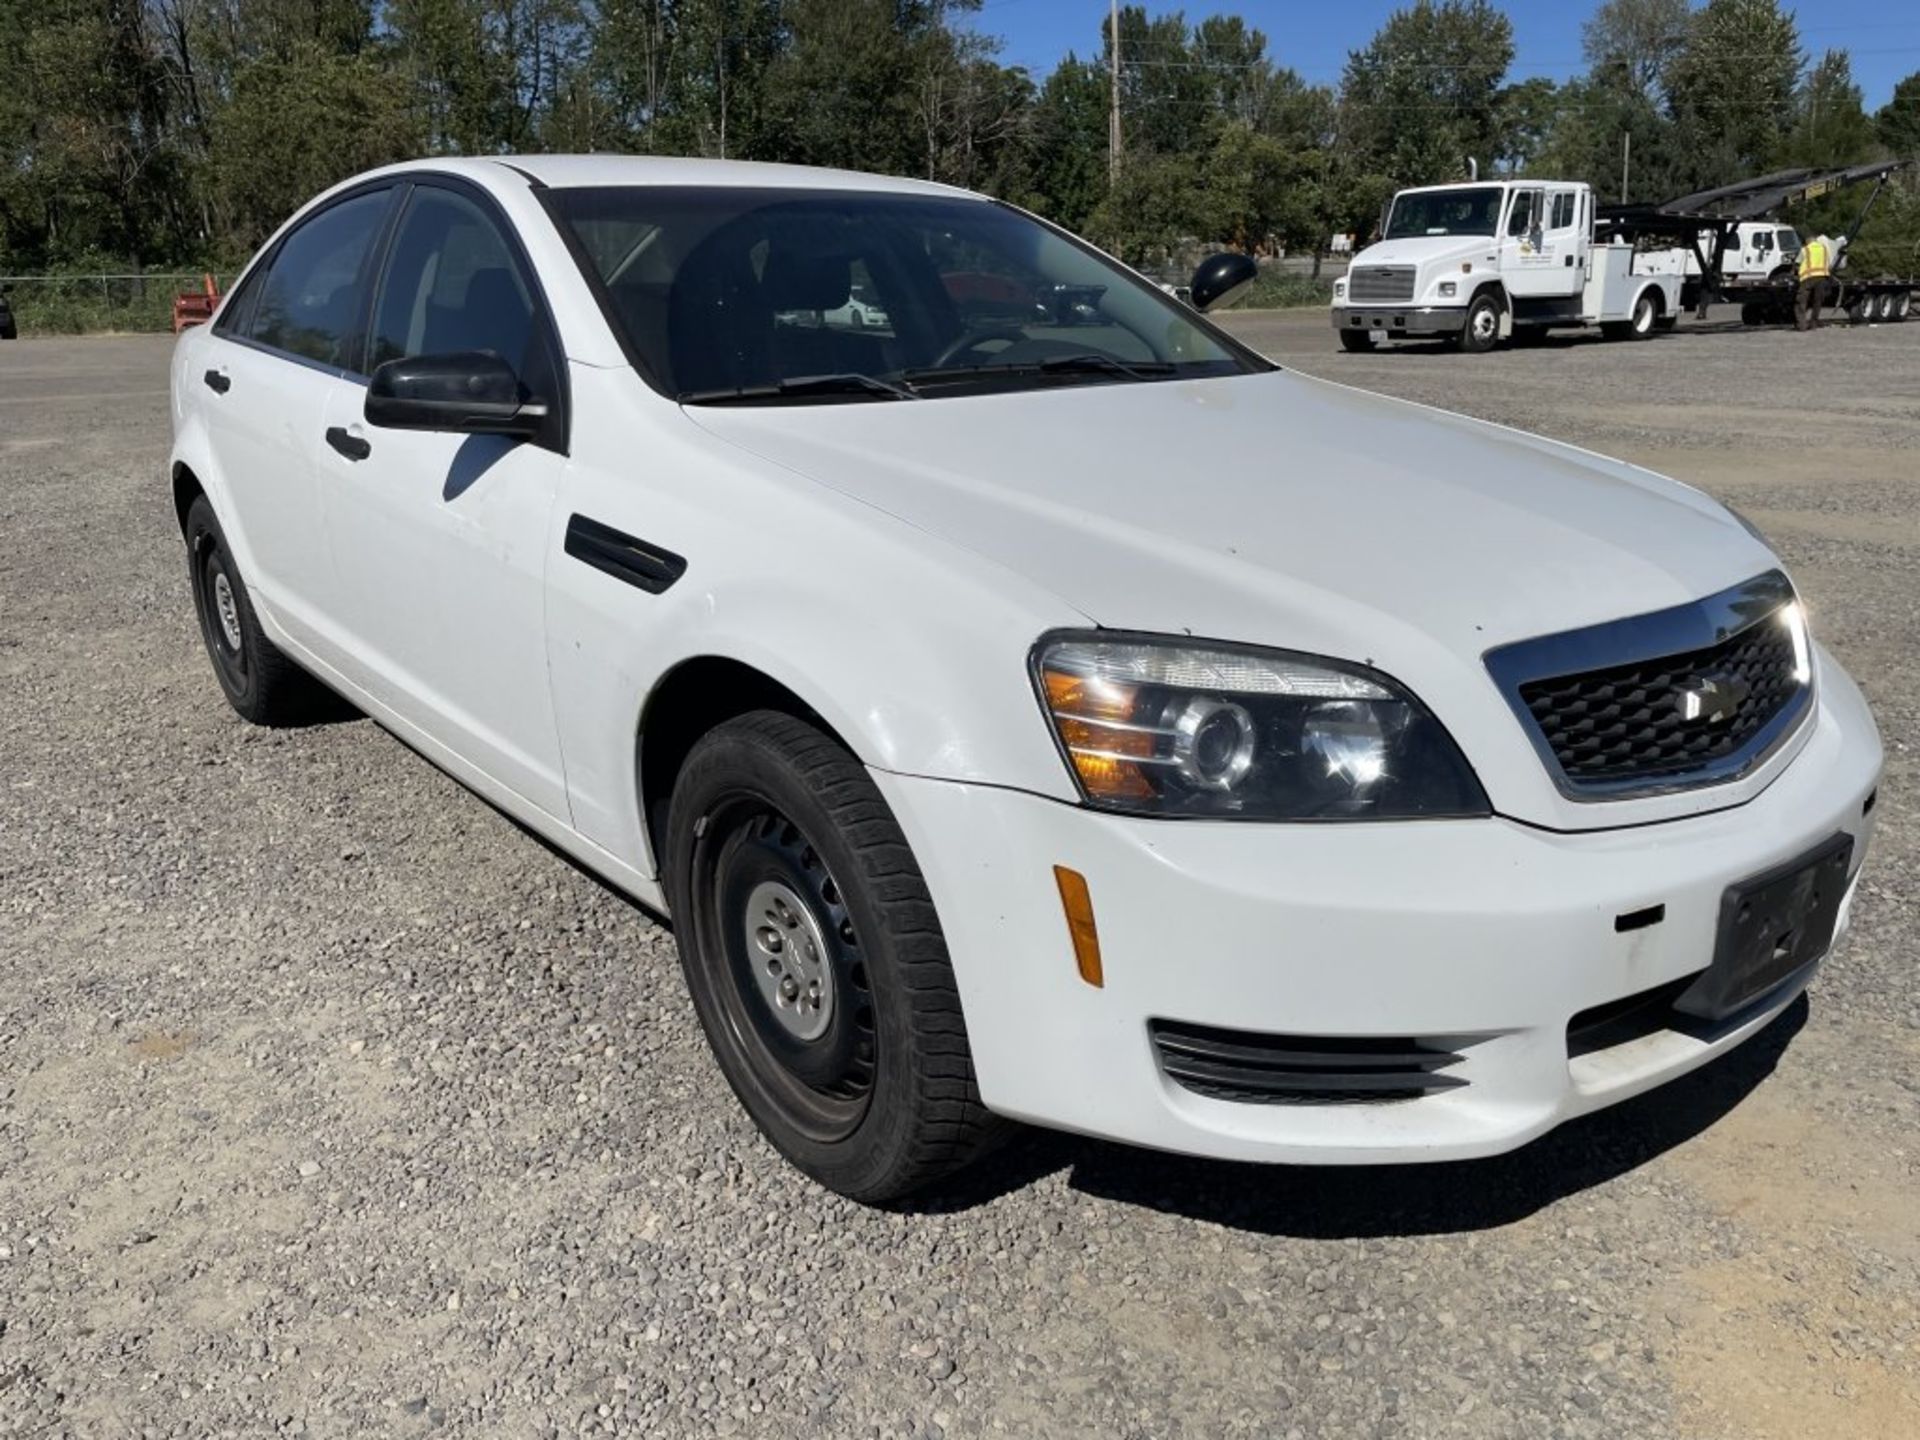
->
[1189,253,1259,313]
[365,351,546,438]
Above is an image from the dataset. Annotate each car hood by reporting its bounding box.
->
[686,370,1781,827]
[1350,235,1494,270]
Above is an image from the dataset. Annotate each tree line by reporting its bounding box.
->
[3,0,1918,278]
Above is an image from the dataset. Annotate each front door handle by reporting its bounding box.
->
[203,369,230,394]
[325,426,371,461]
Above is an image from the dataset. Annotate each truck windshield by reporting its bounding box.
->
[1383,187,1505,240]
[546,186,1266,403]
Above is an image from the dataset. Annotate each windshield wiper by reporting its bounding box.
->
[900,354,1178,389]
[678,372,919,405]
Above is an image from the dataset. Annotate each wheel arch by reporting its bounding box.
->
[634,654,852,882]
[171,459,207,536]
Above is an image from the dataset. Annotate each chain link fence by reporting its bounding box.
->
[0,274,237,335]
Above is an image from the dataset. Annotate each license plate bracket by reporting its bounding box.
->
[1675,832,1854,1022]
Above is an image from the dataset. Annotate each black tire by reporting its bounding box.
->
[1895,292,1912,323]
[1459,292,1502,353]
[1604,291,1658,342]
[184,495,333,725]
[1338,327,1377,353]
[665,711,1004,1202]
[1654,313,1679,331]
[1740,301,1767,326]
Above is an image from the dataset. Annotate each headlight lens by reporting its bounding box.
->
[1033,634,1489,820]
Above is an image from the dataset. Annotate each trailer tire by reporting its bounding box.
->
[1895,292,1912,322]
[1874,291,1895,322]
[1459,291,1502,354]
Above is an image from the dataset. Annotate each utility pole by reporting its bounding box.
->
[1108,0,1122,188]
[1621,131,1631,207]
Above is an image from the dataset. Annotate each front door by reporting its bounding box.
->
[317,180,572,820]
[1499,186,1578,300]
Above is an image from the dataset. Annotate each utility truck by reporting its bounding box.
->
[1332,179,1681,353]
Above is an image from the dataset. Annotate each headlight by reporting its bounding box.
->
[1333,279,1347,297]
[1032,633,1489,820]
[1438,280,1457,297]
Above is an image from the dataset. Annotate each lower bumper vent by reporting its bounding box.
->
[1149,1020,1469,1105]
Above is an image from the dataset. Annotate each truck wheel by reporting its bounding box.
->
[1874,292,1895,321]
[1740,302,1767,326]
[1338,328,1378,353]
[1459,293,1502,354]
[666,711,1005,1202]
[1603,291,1658,341]
[184,496,335,726]
[1895,292,1912,322]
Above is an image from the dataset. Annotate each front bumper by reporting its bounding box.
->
[1332,304,1465,338]
[874,663,1880,1165]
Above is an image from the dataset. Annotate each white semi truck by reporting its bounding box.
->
[1332,179,1683,353]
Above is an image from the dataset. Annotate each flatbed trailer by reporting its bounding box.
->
[1600,160,1918,328]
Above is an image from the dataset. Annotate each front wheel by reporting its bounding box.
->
[1459,293,1502,353]
[1338,327,1378,353]
[666,711,1004,1202]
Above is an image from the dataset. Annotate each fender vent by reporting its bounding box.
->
[1149,1020,1471,1105]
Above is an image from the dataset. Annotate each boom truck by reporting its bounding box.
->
[1331,178,1682,352]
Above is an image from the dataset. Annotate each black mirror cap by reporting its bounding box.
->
[365,351,545,438]
[1189,253,1260,313]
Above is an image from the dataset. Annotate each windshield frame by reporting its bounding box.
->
[535,183,1277,404]
[1382,185,1508,241]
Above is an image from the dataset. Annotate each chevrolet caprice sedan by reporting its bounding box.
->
[169,156,1882,1200]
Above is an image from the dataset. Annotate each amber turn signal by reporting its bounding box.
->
[1052,864,1104,988]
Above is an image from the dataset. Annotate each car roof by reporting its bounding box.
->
[374,153,981,200]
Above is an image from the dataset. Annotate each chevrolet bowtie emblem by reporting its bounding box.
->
[1677,675,1750,724]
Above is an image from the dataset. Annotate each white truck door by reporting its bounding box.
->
[1498,186,1565,299]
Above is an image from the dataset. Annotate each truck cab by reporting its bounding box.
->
[1333,179,1679,353]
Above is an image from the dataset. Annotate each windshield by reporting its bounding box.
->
[1775,229,1801,257]
[1383,186,1505,240]
[546,186,1263,402]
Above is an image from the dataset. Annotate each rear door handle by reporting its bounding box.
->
[325,426,371,461]
[203,369,230,394]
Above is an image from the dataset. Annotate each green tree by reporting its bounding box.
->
[1874,71,1920,158]
[1340,0,1516,186]
[1781,49,1875,169]
[1665,0,1802,189]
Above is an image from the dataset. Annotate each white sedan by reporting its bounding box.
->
[169,156,1881,1201]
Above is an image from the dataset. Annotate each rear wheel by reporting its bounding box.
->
[1338,328,1377,353]
[1895,291,1912,322]
[1874,291,1896,321]
[184,496,333,725]
[666,711,1004,1202]
[1459,292,1502,354]
[1604,291,1658,341]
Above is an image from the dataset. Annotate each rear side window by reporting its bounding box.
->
[247,189,392,369]
[369,186,538,376]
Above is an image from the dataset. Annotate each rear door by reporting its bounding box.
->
[197,186,395,646]
[316,179,572,819]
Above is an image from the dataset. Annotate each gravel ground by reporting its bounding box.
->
[2,313,1916,1440]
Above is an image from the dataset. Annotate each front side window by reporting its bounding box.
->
[1382,186,1504,240]
[247,188,391,369]
[1505,191,1542,238]
[369,186,540,377]
[547,187,1264,403]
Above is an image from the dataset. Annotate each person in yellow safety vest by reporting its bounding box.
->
[1795,234,1834,330]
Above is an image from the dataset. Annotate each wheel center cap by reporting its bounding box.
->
[212,572,243,650]
[743,879,835,1042]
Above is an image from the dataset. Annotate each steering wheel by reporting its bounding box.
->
[928,325,1030,369]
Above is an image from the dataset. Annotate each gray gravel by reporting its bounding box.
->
[2,317,1916,1439]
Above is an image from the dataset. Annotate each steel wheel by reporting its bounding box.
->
[697,798,877,1142]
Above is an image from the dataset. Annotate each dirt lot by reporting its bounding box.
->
[2,313,1916,1439]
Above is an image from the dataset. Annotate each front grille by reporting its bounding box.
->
[1484,573,1811,799]
[1518,623,1799,789]
[1348,266,1416,303]
[1150,1021,1469,1105]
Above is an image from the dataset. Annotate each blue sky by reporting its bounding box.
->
[970,1,1919,109]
